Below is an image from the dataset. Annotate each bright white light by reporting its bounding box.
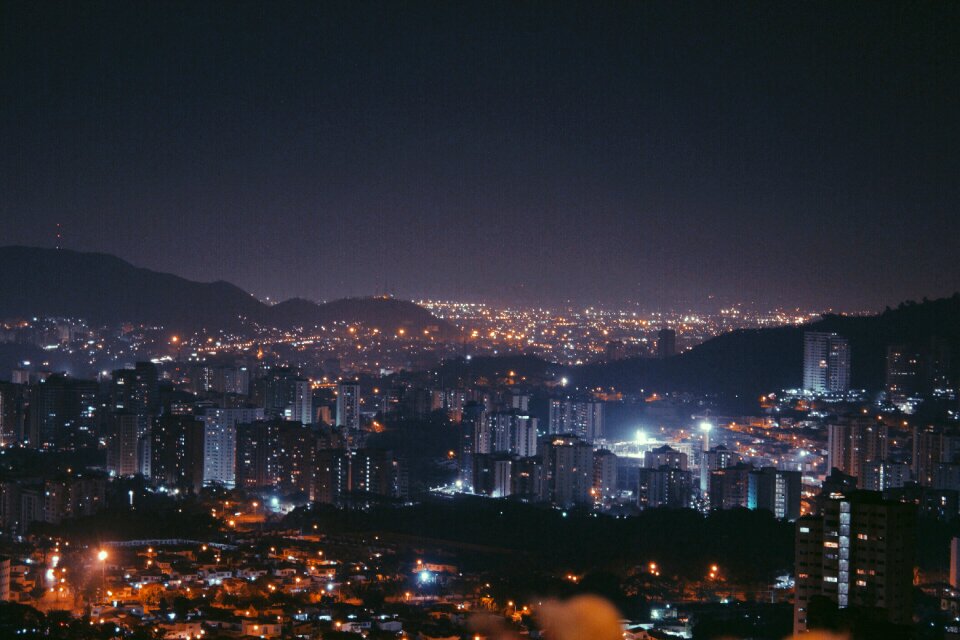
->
[560,377,568,386]
[419,570,431,583]
[699,421,712,432]
[635,429,647,445]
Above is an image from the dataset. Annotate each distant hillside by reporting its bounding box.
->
[575,295,960,395]
[0,246,457,335]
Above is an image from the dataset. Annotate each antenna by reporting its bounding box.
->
[55,223,62,250]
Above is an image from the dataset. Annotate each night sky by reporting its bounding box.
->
[2,1,959,311]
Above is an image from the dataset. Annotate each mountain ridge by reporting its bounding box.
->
[575,295,960,395]
[0,246,457,335]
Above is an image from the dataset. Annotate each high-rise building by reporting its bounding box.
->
[473,454,514,498]
[885,345,920,402]
[886,341,952,401]
[350,448,403,499]
[0,474,104,533]
[657,328,676,359]
[313,448,403,504]
[859,460,909,492]
[287,379,312,424]
[827,418,889,477]
[803,332,851,394]
[933,462,960,492]
[541,435,594,507]
[431,388,467,422]
[255,368,313,424]
[510,391,531,412]
[150,415,205,494]
[313,448,347,505]
[111,363,159,440]
[277,423,316,496]
[235,421,281,489]
[485,411,538,458]
[644,445,688,470]
[106,413,140,477]
[593,449,618,500]
[637,466,694,509]
[747,467,801,520]
[512,456,544,502]
[458,402,485,489]
[547,399,603,443]
[794,491,915,635]
[701,445,742,494]
[27,375,98,449]
[912,425,960,487]
[41,473,107,524]
[0,382,25,446]
[201,406,264,488]
[336,381,361,430]
[710,463,753,510]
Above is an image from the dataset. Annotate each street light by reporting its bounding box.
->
[97,550,108,602]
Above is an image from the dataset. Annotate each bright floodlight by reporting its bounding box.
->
[699,421,712,432]
[97,550,108,562]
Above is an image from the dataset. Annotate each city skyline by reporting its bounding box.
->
[2,3,959,639]
[3,2,960,310]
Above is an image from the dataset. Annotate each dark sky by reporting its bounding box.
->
[2,1,959,311]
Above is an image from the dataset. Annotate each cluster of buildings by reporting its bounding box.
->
[0,361,409,526]
[0,315,957,639]
[802,330,953,409]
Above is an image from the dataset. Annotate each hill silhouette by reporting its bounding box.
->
[0,246,457,336]
[576,295,960,394]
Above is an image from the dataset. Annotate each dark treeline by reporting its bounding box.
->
[289,498,796,583]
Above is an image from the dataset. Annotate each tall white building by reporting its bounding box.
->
[336,382,360,430]
[286,379,313,425]
[481,411,538,458]
[202,407,264,487]
[548,399,603,442]
[803,331,851,394]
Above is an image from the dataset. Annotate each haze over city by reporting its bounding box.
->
[3,1,959,310]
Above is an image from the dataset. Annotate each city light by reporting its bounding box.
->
[0,4,942,637]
